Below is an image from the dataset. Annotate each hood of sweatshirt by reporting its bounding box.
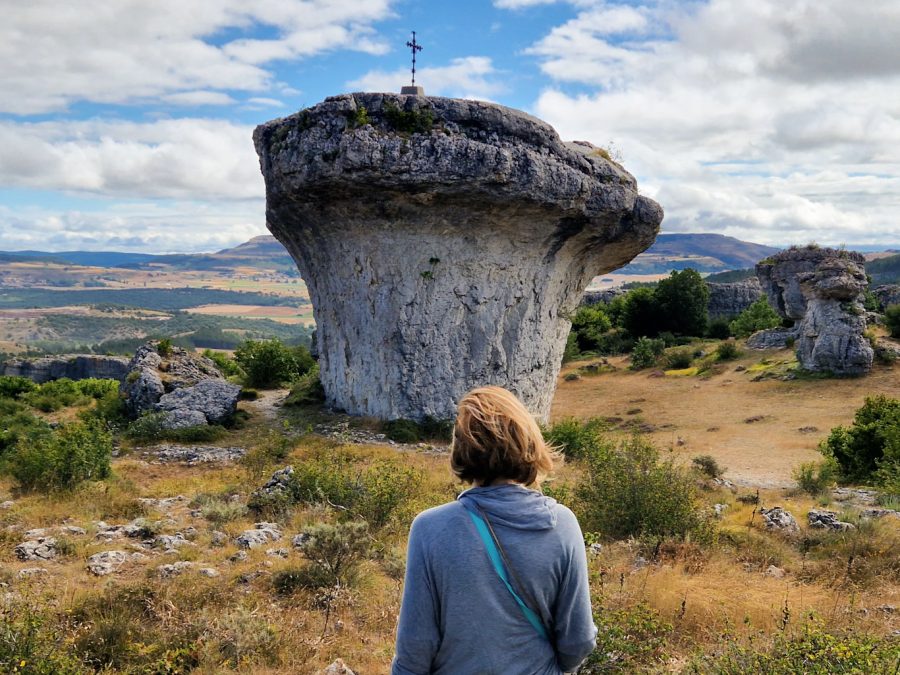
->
[457,484,558,531]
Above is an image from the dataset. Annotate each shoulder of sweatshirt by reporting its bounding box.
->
[409,501,465,545]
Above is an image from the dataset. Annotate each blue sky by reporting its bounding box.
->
[1,0,899,253]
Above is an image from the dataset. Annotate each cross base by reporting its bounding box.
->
[401,85,425,96]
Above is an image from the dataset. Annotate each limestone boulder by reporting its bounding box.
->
[760,506,799,533]
[746,327,798,350]
[15,537,58,561]
[707,278,763,319]
[156,379,241,426]
[254,93,662,420]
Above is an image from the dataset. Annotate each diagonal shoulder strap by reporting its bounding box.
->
[465,508,550,641]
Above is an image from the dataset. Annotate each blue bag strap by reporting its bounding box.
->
[466,508,550,641]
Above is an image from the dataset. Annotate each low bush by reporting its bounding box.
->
[124,412,226,444]
[0,602,87,675]
[4,419,112,490]
[692,454,725,479]
[729,297,782,338]
[202,348,243,377]
[631,337,666,370]
[792,459,838,496]
[581,603,672,674]
[0,375,37,399]
[664,348,694,370]
[283,364,325,406]
[569,305,613,353]
[234,339,315,388]
[295,520,371,589]
[684,619,900,674]
[706,318,732,339]
[819,394,900,482]
[543,417,609,459]
[382,416,453,443]
[884,304,900,338]
[715,340,741,361]
[576,434,711,541]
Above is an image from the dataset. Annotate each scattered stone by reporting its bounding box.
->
[153,534,193,551]
[199,567,220,578]
[0,500,14,510]
[210,531,229,547]
[145,445,247,465]
[675,437,686,447]
[87,550,128,576]
[182,526,198,540]
[706,426,720,432]
[24,528,50,540]
[254,93,662,421]
[832,488,878,505]
[713,504,729,517]
[744,415,767,424]
[861,508,900,520]
[252,466,294,501]
[588,543,603,556]
[648,370,665,378]
[632,556,649,571]
[765,565,786,579]
[808,510,856,531]
[266,548,289,558]
[15,537,58,561]
[237,523,283,549]
[60,525,86,536]
[797,426,819,434]
[17,568,49,579]
[229,551,249,563]
[292,533,310,549]
[157,561,195,578]
[563,373,581,382]
[320,659,357,675]
[130,552,149,562]
[713,477,735,489]
[137,496,186,511]
[760,507,799,533]
[733,365,746,372]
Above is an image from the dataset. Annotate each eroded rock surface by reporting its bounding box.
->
[707,279,763,319]
[2,355,130,383]
[254,93,662,420]
[756,248,873,375]
[120,342,239,427]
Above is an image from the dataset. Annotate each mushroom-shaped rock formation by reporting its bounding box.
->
[254,93,663,420]
[756,247,873,375]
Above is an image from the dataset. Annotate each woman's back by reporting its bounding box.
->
[392,484,596,674]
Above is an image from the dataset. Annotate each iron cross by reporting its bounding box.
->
[406,31,423,86]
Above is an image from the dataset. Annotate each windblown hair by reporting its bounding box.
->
[451,386,558,486]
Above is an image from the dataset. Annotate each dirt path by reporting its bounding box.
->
[244,388,289,420]
[551,349,899,488]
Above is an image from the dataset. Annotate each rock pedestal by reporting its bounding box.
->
[254,93,662,421]
[756,248,873,375]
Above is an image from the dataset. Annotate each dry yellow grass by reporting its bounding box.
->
[553,347,900,486]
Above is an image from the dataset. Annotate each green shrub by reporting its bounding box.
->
[4,419,112,490]
[74,378,119,399]
[570,306,613,353]
[576,435,710,541]
[622,287,660,338]
[125,412,226,444]
[0,402,49,455]
[234,339,315,388]
[543,417,609,459]
[729,297,782,338]
[296,521,370,588]
[692,454,725,479]
[664,348,694,370]
[283,364,325,406]
[562,333,581,363]
[792,460,838,496]
[684,620,900,674]
[202,349,243,377]
[706,318,732,340]
[382,419,421,443]
[630,337,666,370]
[715,340,741,361]
[884,304,900,338]
[23,378,87,412]
[0,375,37,399]
[0,602,87,675]
[654,269,709,337]
[239,388,259,401]
[383,103,434,133]
[156,338,173,357]
[581,603,672,674]
[819,395,900,482]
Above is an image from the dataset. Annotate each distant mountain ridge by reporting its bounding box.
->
[6,233,890,278]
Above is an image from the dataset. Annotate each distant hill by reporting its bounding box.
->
[8,250,159,267]
[619,233,781,274]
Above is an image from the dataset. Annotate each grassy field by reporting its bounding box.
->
[1,348,898,673]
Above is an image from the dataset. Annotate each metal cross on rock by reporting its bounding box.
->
[406,31,423,86]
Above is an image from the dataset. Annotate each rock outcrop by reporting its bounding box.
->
[873,284,900,311]
[254,93,662,420]
[2,355,130,383]
[755,248,873,375]
[707,278,763,319]
[120,342,240,428]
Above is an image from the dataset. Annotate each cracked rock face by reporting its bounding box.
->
[254,93,662,420]
[757,248,873,375]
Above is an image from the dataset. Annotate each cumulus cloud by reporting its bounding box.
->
[518,0,900,246]
[0,0,393,115]
[0,118,262,201]
[347,57,506,100]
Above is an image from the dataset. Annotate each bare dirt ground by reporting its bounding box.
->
[552,347,899,488]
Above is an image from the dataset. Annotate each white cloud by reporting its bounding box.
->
[161,91,238,106]
[0,118,262,201]
[346,57,505,100]
[521,0,900,246]
[0,1,394,115]
[0,202,267,253]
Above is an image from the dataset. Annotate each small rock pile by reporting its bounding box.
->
[759,506,799,533]
[808,509,855,531]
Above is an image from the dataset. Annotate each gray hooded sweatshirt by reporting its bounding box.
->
[391,484,597,674]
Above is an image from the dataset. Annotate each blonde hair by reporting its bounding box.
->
[450,386,558,486]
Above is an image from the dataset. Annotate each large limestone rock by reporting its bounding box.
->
[873,284,900,311]
[756,248,873,375]
[707,278,763,319]
[254,93,662,420]
[2,355,130,383]
[120,342,239,427]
